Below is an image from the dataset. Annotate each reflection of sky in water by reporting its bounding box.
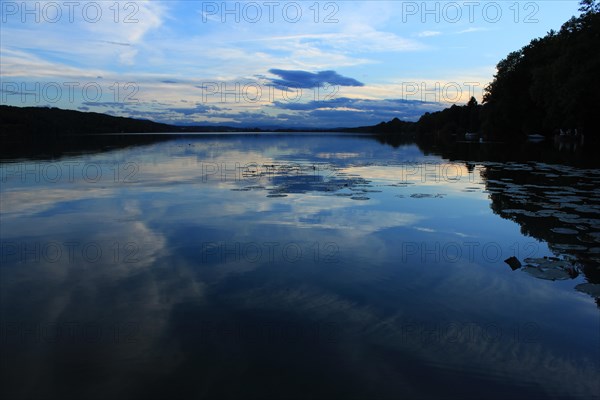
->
[1,135,599,399]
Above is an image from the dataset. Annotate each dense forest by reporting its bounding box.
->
[0,105,260,142]
[0,105,175,140]
[482,0,600,141]
[377,0,600,145]
[0,105,259,159]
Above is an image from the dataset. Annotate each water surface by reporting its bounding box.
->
[1,134,599,399]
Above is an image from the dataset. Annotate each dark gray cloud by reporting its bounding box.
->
[98,40,131,47]
[272,97,361,111]
[165,103,224,116]
[77,94,444,129]
[273,97,438,111]
[271,97,444,124]
[82,101,129,109]
[156,97,444,129]
[267,69,364,90]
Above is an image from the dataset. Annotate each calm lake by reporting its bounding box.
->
[1,134,599,399]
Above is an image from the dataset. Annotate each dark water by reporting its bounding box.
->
[1,134,599,399]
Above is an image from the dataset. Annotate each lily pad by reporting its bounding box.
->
[536,209,558,216]
[575,283,600,298]
[575,205,600,213]
[501,209,525,214]
[522,266,572,281]
[553,213,580,219]
[588,232,600,241]
[583,219,600,229]
[552,244,588,251]
[542,260,573,269]
[558,217,582,224]
[528,259,572,269]
[551,228,579,235]
[524,257,553,264]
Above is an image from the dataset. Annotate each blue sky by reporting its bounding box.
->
[0,1,581,128]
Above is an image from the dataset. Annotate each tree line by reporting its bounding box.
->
[374,0,600,145]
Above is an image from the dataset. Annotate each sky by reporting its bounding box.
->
[0,1,582,128]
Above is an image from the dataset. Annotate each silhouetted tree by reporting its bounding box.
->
[482,0,600,142]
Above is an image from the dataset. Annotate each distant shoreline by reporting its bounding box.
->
[0,105,379,139]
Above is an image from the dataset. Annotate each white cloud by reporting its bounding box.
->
[456,27,488,34]
[1,1,166,68]
[416,30,442,37]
